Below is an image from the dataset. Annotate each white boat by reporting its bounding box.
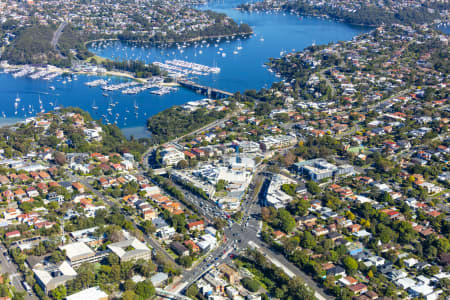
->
[237,40,243,51]
[49,86,55,90]
[92,100,98,110]
[85,79,107,87]
[15,93,20,103]
[222,53,226,57]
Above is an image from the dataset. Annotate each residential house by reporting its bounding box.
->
[170,241,189,257]
[187,220,205,231]
[72,182,85,193]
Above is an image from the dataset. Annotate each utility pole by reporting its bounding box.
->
[60,217,65,245]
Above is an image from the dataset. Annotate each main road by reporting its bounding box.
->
[163,168,332,300]
[51,22,67,49]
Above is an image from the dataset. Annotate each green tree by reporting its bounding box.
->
[301,231,316,249]
[294,198,310,216]
[306,181,321,195]
[141,220,156,234]
[215,179,228,191]
[49,285,66,300]
[281,184,296,197]
[49,250,65,263]
[343,256,358,274]
[278,209,296,233]
[241,277,260,292]
[122,290,137,300]
[124,279,136,292]
[176,160,188,169]
[178,255,193,268]
[134,280,155,299]
[186,284,199,298]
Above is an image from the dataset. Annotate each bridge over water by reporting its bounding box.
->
[177,79,234,99]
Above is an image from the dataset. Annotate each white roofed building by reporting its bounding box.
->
[107,238,151,262]
[33,261,77,294]
[161,146,185,166]
[59,242,108,268]
[66,286,108,300]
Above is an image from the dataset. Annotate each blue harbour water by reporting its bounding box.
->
[0,0,369,137]
[437,24,450,34]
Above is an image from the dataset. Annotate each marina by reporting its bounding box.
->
[153,59,220,78]
[85,76,168,95]
[150,86,178,96]
[85,79,108,87]
[101,81,140,91]
[2,64,63,81]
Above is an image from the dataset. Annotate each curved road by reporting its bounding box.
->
[141,109,241,168]
[51,21,67,58]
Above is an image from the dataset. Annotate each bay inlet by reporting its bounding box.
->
[0,0,369,137]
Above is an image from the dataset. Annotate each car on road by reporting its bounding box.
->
[22,281,32,294]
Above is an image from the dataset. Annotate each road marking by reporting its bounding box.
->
[248,241,296,278]
[248,241,327,300]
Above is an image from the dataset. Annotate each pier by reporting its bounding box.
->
[177,79,234,99]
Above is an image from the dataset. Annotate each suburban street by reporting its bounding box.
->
[67,173,179,267]
[0,244,37,300]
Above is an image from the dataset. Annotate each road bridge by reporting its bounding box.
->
[177,79,233,99]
